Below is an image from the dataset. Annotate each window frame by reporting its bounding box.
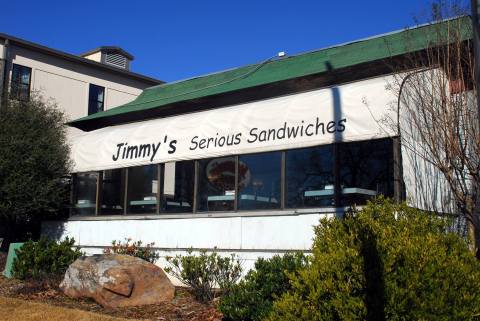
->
[70,137,399,218]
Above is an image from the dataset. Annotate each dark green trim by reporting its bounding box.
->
[70,16,472,130]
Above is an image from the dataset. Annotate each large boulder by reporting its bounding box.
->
[60,254,175,308]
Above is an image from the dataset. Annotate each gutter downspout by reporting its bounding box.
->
[0,38,10,110]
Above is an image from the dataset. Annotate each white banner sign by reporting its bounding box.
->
[70,75,396,172]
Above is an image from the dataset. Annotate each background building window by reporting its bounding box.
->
[198,157,236,212]
[161,161,194,213]
[72,172,98,215]
[338,138,394,206]
[88,84,105,115]
[99,169,126,215]
[238,152,281,210]
[10,64,32,101]
[127,165,158,214]
[286,145,335,208]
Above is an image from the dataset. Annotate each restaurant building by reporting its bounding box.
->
[43,17,470,271]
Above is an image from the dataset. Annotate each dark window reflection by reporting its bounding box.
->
[127,165,158,214]
[73,172,98,215]
[238,152,281,210]
[88,84,105,115]
[339,138,394,206]
[10,64,32,101]
[198,157,236,212]
[100,169,126,215]
[286,145,335,208]
[161,161,194,213]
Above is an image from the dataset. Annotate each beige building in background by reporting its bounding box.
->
[0,33,162,132]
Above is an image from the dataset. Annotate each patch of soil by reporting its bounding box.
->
[0,276,223,321]
[0,252,6,272]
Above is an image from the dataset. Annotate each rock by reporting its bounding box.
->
[60,254,175,308]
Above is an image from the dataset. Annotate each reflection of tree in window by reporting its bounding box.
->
[100,169,126,215]
[73,172,97,215]
[88,84,105,115]
[127,165,158,214]
[339,138,394,206]
[161,161,194,213]
[286,145,335,208]
[198,157,236,212]
[10,64,31,101]
[238,152,281,210]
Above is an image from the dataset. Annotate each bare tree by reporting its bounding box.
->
[387,1,480,253]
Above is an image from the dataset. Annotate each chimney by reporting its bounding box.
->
[80,46,134,70]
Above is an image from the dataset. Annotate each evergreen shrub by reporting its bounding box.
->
[219,252,307,321]
[165,249,242,302]
[268,198,480,321]
[12,237,82,280]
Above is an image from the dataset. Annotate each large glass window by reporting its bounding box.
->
[338,138,394,206]
[161,161,194,213]
[286,145,335,208]
[70,138,397,217]
[127,165,158,214]
[88,84,105,115]
[238,152,281,210]
[72,172,98,215]
[10,64,32,101]
[99,169,126,215]
[198,157,236,212]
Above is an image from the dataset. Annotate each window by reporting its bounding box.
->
[238,152,282,210]
[10,64,32,101]
[286,145,335,208]
[127,165,158,214]
[99,169,126,215]
[70,138,396,216]
[198,157,236,212]
[161,161,195,213]
[338,138,394,206]
[72,172,98,215]
[88,84,105,115]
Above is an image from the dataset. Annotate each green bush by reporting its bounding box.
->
[219,252,307,321]
[12,237,82,280]
[165,249,242,302]
[0,96,72,245]
[103,238,160,263]
[268,198,480,321]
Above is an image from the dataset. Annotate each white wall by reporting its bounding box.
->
[8,44,152,122]
[42,210,335,279]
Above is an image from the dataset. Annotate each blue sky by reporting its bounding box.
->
[0,1,463,82]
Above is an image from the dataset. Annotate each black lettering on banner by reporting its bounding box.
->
[126,145,138,159]
[168,140,177,154]
[248,128,258,143]
[327,121,336,133]
[139,144,151,158]
[112,143,124,161]
[234,133,242,145]
[151,142,161,161]
[337,118,347,132]
[305,124,314,136]
[190,136,199,150]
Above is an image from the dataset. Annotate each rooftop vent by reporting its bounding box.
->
[81,46,134,70]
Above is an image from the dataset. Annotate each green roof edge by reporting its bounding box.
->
[70,16,472,125]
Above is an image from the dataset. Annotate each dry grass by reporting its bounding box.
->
[0,296,147,321]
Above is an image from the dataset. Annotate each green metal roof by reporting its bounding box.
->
[70,16,472,127]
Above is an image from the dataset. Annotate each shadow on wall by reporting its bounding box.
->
[41,220,68,242]
[325,61,345,219]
